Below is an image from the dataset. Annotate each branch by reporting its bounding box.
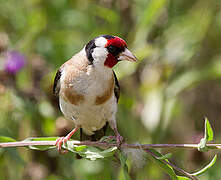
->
[0,119,216,180]
[0,140,221,149]
[145,149,198,180]
[0,138,218,180]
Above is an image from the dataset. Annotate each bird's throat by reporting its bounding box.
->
[104,54,118,68]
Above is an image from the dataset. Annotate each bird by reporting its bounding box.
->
[53,35,137,152]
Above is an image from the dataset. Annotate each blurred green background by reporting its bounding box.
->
[0,0,221,179]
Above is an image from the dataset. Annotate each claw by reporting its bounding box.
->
[116,133,123,147]
[56,137,64,152]
[55,127,80,154]
[113,127,123,147]
[55,136,69,154]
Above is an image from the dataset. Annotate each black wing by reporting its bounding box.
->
[113,71,120,102]
[53,68,62,95]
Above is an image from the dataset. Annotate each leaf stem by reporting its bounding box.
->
[145,149,198,180]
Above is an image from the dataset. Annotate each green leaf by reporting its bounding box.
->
[24,137,57,151]
[177,176,190,180]
[190,155,217,176]
[0,136,16,143]
[0,136,17,154]
[59,140,86,153]
[146,149,178,180]
[24,137,58,141]
[74,146,103,160]
[205,117,214,141]
[73,144,87,152]
[99,146,118,157]
[198,118,214,152]
[63,141,117,160]
[156,153,172,160]
[23,137,117,160]
[77,146,117,161]
[118,151,132,180]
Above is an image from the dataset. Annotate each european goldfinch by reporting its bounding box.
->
[53,35,137,151]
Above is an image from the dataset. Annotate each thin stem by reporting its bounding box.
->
[145,149,198,180]
[1,139,219,179]
[0,140,221,149]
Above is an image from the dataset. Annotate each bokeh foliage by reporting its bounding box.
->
[0,0,221,179]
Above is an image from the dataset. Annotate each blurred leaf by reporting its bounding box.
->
[0,136,16,143]
[163,4,212,63]
[141,88,163,132]
[27,9,47,32]
[190,155,217,176]
[90,4,119,24]
[146,149,178,180]
[140,0,167,28]
[42,117,56,136]
[166,70,200,98]
[115,62,138,81]
[134,0,168,47]
[198,118,214,152]
[38,101,55,118]
[118,151,132,180]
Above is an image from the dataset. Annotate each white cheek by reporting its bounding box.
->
[92,47,108,64]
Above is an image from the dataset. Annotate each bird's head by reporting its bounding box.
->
[85,35,137,69]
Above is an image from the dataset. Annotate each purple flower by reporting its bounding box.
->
[4,51,26,74]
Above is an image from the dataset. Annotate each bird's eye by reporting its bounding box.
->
[107,45,119,56]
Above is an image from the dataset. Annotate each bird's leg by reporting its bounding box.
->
[109,118,123,147]
[55,127,80,153]
[113,127,123,146]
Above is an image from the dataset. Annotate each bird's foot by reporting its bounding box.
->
[116,133,123,147]
[100,134,123,147]
[55,136,69,154]
[55,127,79,154]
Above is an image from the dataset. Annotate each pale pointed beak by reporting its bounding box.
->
[118,48,138,62]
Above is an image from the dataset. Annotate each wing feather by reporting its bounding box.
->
[53,69,62,95]
[113,71,120,102]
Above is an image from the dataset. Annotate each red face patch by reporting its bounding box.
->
[104,53,118,68]
[104,36,127,68]
[105,36,127,49]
